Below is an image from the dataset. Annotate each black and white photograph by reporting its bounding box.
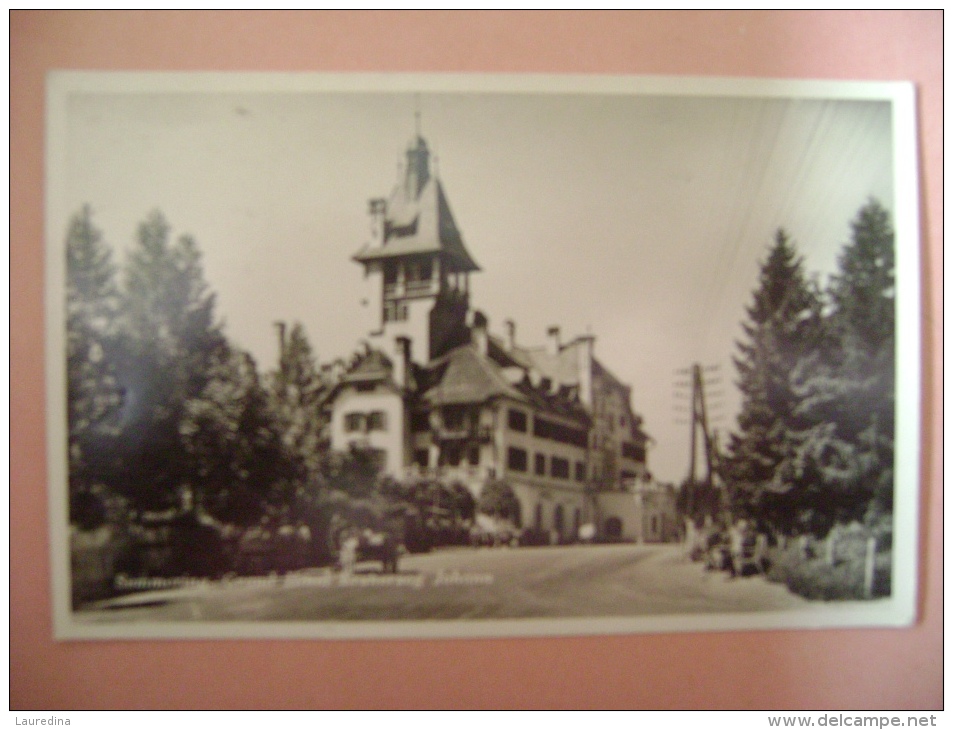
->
[46,73,920,639]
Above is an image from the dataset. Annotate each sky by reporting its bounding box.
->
[52,75,901,484]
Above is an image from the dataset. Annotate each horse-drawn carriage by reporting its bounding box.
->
[326,504,404,574]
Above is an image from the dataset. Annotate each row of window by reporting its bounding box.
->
[621,440,646,462]
[507,408,587,448]
[507,447,586,483]
[344,410,388,433]
[384,260,434,286]
[383,301,408,323]
[413,447,482,469]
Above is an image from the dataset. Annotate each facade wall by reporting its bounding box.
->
[357,262,384,338]
[589,370,649,490]
[597,492,643,542]
[402,395,592,540]
[511,480,587,542]
[370,296,434,366]
[405,401,496,495]
[596,489,680,543]
[497,399,590,539]
[330,386,407,476]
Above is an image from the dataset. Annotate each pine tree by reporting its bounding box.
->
[725,229,823,531]
[269,321,328,491]
[832,200,895,521]
[785,200,895,529]
[65,206,123,526]
[112,211,228,512]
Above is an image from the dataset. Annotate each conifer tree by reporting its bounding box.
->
[65,206,123,526]
[724,229,823,531]
[784,200,895,529]
[270,321,328,490]
[112,211,228,512]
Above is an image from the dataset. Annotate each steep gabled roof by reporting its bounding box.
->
[340,348,392,384]
[353,135,479,273]
[420,344,526,407]
[418,340,589,425]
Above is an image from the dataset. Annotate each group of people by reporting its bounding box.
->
[693,515,766,577]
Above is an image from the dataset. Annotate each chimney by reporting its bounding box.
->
[471,310,489,357]
[576,334,595,408]
[546,326,561,356]
[393,336,411,390]
[505,319,516,351]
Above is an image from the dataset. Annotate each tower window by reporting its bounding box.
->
[367,411,388,431]
[384,301,408,322]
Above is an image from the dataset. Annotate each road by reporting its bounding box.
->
[76,543,813,624]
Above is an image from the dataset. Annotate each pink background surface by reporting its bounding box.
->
[10,11,942,710]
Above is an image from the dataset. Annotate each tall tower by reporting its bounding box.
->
[353,133,480,363]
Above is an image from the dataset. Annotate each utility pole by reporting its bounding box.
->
[689,363,718,486]
[675,362,723,520]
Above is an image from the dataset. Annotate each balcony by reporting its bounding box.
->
[384,279,437,300]
[434,425,493,442]
[405,279,437,297]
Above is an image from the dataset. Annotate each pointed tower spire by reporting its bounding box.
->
[405,132,430,199]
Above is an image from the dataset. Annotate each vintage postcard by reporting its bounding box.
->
[46,73,920,639]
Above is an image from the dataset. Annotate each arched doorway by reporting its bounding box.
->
[604,516,623,542]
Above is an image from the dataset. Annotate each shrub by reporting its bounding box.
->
[766,539,891,600]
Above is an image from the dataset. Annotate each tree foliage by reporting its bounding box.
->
[65,206,124,525]
[724,229,823,529]
[269,321,328,488]
[64,207,336,533]
[478,479,521,526]
[780,200,896,530]
[110,211,229,511]
[725,202,896,537]
[318,445,382,499]
[180,346,288,524]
